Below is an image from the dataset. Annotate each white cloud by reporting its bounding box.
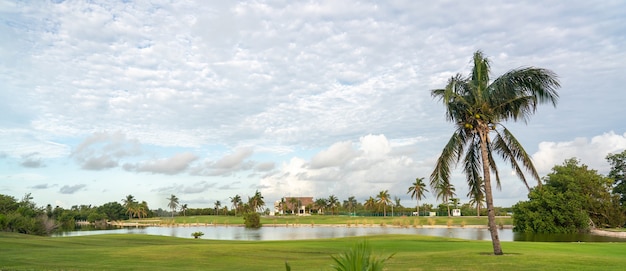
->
[125,152,198,175]
[532,131,626,175]
[260,134,420,201]
[72,131,142,170]
[309,141,359,169]
[190,147,256,176]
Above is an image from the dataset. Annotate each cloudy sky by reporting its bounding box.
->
[1,0,625,211]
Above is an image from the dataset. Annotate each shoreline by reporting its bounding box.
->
[105,221,511,229]
[104,221,626,239]
[591,229,626,238]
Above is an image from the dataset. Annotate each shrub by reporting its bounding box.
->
[243,212,261,228]
[191,231,204,239]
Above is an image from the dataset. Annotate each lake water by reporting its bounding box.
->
[51,225,625,242]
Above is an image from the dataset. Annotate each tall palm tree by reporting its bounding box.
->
[407,177,429,216]
[327,195,339,215]
[430,50,560,255]
[167,194,179,218]
[375,190,391,217]
[434,181,456,217]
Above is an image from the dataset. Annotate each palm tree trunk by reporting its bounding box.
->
[479,130,503,255]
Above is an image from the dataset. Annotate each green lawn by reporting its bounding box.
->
[1,231,624,270]
[136,215,512,228]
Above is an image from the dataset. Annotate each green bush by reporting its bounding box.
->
[243,212,261,228]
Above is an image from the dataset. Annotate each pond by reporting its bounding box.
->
[51,225,626,242]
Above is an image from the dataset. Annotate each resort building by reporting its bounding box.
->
[273,197,314,215]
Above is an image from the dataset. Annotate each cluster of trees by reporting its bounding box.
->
[513,155,626,233]
[0,193,163,235]
[0,193,56,235]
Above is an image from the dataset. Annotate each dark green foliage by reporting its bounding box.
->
[97,201,127,221]
[0,194,53,235]
[607,150,626,204]
[243,212,261,228]
[513,186,588,233]
[513,158,626,233]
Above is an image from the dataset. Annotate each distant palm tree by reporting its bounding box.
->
[327,195,339,215]
[180,204,188,216]
[248,190,264,212]
[407,177,429,216]
[288,197,301,215]
[364,197,376,212]
[214,200,222,215]
[343,196,357,215]
[430,50,559,255]
[278,197,287,215]
[230,195,243,216]
[122,195,137,220]
[314,198,328,214]
[468,177,486,217]
[434,181,456,217]
[137,201,149,219]
[375,190,391,217]
[167,194,179,218]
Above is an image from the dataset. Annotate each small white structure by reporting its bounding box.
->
[452,209,461,217]
[429,212,436,217]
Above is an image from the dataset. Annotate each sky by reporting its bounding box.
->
[1,0,625,211]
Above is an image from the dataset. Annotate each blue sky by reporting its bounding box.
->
[1,0,625,211]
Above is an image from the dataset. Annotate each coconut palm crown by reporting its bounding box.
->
[430,50,560,255]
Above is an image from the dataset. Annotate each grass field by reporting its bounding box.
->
[2,231,625,270]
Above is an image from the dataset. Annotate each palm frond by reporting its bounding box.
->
[463,137,483,194]
[490,67,560,123]
[430,130,465,190]
[492,126,541,190]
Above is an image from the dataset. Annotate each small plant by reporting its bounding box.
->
[461,220,466,228]
[447,219,453,227]
[191,231,204,239]
[427,218,436,226]
[330,241,394,271]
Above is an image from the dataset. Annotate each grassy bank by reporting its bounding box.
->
[1,232,625,270]
[132,215,512,228]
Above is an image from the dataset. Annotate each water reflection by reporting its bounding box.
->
[51,225,625,242]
